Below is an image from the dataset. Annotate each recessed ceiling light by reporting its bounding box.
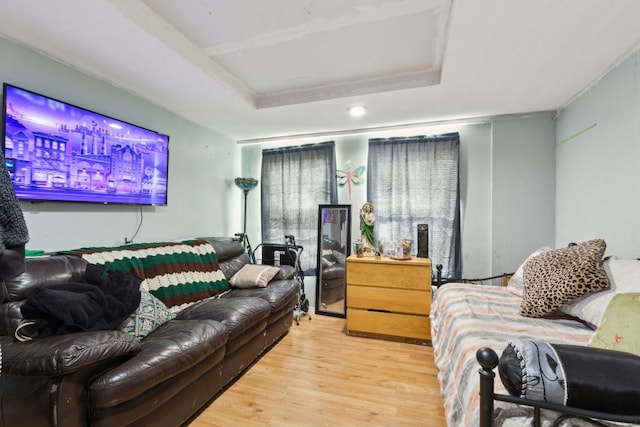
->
[348,105,367,117]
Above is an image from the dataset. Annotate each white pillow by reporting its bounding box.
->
[506,247,552,297]
[229,264,280,288]
[561,256,640,327]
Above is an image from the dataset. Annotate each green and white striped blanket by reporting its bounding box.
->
[60,239,230,313]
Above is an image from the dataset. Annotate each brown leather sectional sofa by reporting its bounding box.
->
[0,238,298,426]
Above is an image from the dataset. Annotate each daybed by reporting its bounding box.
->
[430,239,640,427]
[0,237,298,427]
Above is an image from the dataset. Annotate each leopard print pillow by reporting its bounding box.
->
[520,239,610,318]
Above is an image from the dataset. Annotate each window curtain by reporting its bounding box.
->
[367,133,461,278]
[261,142,337,271]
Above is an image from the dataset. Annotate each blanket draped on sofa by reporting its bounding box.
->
[60,239,230,313]
[20,264,142,337]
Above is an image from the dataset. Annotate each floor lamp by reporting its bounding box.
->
[234,177,258,247]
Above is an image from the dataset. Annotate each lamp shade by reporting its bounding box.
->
[234,177,258,192]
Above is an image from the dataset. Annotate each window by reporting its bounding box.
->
[261,142,337,270]
[367,133,461,277]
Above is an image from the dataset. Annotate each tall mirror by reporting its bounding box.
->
[315,204,351,318]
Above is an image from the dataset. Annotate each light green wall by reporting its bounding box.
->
[491,115,556,275]
[241,114,556,283]
[556,50,640,257]
[1,37,239,252]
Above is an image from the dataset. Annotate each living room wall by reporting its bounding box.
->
[556,49,640,258]
[240,113,556,287]
[0,38,239,252]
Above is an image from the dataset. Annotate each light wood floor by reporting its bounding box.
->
[189,314,446,427]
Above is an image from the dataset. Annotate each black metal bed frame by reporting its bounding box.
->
[434,263,513,288]
[476,347,640,427]
[433,264,640,427]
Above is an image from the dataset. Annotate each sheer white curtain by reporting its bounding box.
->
[261,142,337,271]
[367,133,461,277]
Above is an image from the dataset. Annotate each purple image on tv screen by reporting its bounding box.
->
[2,83,170,205]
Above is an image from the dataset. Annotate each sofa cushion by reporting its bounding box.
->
[198,238,250,279]
[274,264,297,280]
[561,257,640,327]
[176,296,271,341]
[223,279,299,314]
[520,239,609,318]
[176,296,271,354]
[61,240,229,313]
[588,292,640,356]
[90,319,227,408]
[229,264,280,288]
[499,340,640,415]
[119,290,175,340]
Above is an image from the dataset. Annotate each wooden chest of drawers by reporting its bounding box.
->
[346,255,431,341]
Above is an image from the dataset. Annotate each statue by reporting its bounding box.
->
[360,202,375,250]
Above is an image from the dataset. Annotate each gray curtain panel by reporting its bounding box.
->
[261,142,337,271]
[367,133,461,278]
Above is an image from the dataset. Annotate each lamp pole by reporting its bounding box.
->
[234,177,258,248]
[242,188,249,245]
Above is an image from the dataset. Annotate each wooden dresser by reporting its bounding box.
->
[346,255,432,342]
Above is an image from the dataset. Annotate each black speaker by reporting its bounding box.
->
[417,224,429,258]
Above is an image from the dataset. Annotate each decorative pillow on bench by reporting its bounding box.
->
[499,340,640,415]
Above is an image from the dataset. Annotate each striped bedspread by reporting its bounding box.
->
[430,283,595,427]
[60,240,229,313]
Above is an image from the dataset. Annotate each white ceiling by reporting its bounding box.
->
[1,0,640,142]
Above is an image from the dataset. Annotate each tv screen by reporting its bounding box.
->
[2,83,170,205]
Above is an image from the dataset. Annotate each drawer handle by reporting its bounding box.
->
[367,308,391,313]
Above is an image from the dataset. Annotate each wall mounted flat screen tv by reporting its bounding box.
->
[2,83,170,205]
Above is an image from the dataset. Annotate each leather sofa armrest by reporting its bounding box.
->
[1,330,141,377]
[274,265,296,280]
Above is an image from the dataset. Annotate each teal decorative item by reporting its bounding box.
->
[234,177,258,193]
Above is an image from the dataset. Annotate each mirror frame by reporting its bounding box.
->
[315,204,351,318]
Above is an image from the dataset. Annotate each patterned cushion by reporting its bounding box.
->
[119,290,175,340]
[520,239,609,318]
[588,292,640,356]
[61,239,230,313]
[561,257,640,327]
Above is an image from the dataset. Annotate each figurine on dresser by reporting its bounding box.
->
[359,202,375,252]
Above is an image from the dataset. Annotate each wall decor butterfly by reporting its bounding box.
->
[336,161,365,200]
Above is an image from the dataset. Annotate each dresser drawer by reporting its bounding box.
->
[348,285,430,315]
[347,258,430,290]
[345,255,432,342]
[347,308,431,340]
